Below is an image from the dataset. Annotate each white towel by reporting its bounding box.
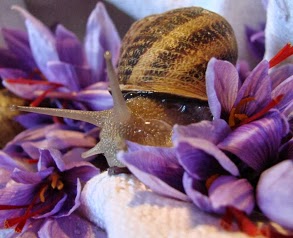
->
[80,172,250,238]
[264,0,293,64]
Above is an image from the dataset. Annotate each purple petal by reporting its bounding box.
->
[35,194,67,219]
[173,119,231,145]
[3,124,67,156]
[13,6,59,78]
[257,159,293,229]
[235,60,271,116]
[219,111,289,173]
[236,60,251,83]
[38,149,64,171]
[11,167,54,184]
[2,28,36,69]
[54,179,81,217]
[0,49,21,69]
[0,151,25,171]
[0,183,37,226]
[175,137,239,179]
[209,176,255,214]
[84,2,121,81]
[76,89,113,111]
[271,75,293,112]
[46,61,80,91]
[206,58,240,119]
[270,63,293,89]
[15,113,53,128]
[55,25,85,66]
[2,78,48,99]
[117,149,189,201]
[183,173,213,212]
[38,213,107,238]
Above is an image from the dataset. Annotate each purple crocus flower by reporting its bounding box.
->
[1,2,119,112]
[206,57,293,128]
[173,119,254,215]
[0,148,99,234]
[3,124,97,161]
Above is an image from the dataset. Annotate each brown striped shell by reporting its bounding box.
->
[118,7,238,100]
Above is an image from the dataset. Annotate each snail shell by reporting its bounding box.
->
[14,7,238,168]
[118,7,238,100]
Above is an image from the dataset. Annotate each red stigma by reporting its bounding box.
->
[269,43,293,68]
[5,78,64,107]
[221,207,293,237]
[238,94,284,126]
[0,173,64,233]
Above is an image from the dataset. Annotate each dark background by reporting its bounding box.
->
[24,0,135,39]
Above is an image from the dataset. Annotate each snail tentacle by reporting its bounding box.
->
[11,105,108,128]
[104,51,131,123]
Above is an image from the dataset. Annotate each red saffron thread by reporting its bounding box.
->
[269,43,293,68]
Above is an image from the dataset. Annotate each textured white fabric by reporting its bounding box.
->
[264,0,293,64]
[81,172,250,238]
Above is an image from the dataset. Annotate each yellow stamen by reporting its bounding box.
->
[206,174,220,190]
[228,97,255,127]
[56,180,64,190]
[39,185,49,202]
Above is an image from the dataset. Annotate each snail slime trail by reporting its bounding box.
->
[12,7,238,168]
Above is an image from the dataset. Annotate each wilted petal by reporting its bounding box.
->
[2,28,36,70]
[219,111,289,173]
[257,159,293,229]
[173,119,231,145]
[38,213,106,238]
[206,58,240,119]
[209,176,254,214]
[12,6,59,78]
[85,2,121,80]
[117,147,189,201]
[55,25,85,66]
[175,137,239,179]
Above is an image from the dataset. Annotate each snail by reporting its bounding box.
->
[13,7,238,168]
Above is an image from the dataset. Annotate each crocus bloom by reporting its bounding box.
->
[1,2,119,111]
[173,120,254,214]
[0,148,99,233]
[3,124,97,161]
[206,56,293,128]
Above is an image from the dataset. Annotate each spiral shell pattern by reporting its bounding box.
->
[118,7,238,100]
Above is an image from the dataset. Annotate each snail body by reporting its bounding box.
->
[14,7,238,167]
